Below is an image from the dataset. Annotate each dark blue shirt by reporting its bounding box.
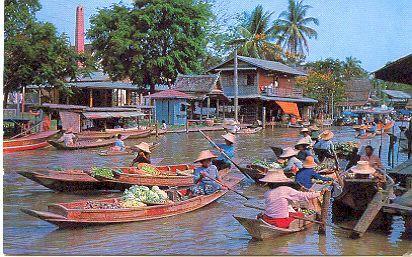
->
[295,168,333,189]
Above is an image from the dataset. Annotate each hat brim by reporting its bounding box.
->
[194,155,217,163]
[222,135,235,143]
[350,167,375,174]
[134,145,151,154]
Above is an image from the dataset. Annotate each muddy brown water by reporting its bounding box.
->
[3,125,411,255]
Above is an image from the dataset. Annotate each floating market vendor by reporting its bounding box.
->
[313,130,335,163]
[357,124,368,137]
[349,161,386,187]
[300,128,313,146]
[295,156,333,190]
[56,128,76,146]
[212,133,236,170]
[257,185,327,229]
[368,122,377,133]
[360,145,383,171]
[192,150,223,195]
[309,125,320,142]
[112,134,126,151]
[278,147,302,173]
[131,142,151,166]
[295,138,314,162]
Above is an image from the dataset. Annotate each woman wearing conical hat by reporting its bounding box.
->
[131,142,152,166]
[295,138,315,162]
[300,128,313,146]
[313,130,335,163]
[295,156,333,190]
[278,147,303,173]
[192,150,222,195]
[211,133,236,171]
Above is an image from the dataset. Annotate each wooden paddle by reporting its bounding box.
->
[198,129,254,181]
[243,203,355,232]
[204,174,252,200]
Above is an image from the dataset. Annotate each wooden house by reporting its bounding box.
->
[335,78,374,111]
[207,56,317,122]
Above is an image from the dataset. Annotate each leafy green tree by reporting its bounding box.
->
[274,0,319,55]
[4,0,91,106]
[230,5,283,61]
[88,0,211,92]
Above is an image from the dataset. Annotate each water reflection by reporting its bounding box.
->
[3,125,411,255]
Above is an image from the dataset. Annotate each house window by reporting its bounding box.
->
[247,74,255,85]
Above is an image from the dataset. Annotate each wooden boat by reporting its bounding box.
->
[234,213,316,240]
[48,137,127,150]
[288,124,303,128]
[98,141,160,156]
[76,128,152,140]
[18,164,197,192]
[20,171,243,228]
[236,127,263,134]
[4,130,59,153]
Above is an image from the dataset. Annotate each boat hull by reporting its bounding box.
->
[77,129,152,140]
[48,137,120,150]
[21,172,243,228]
[4,130,59,153]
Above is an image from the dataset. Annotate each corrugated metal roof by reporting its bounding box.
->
[382,90,411,99]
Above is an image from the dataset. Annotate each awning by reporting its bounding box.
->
[82,111,145,119]
[276,101,300,118]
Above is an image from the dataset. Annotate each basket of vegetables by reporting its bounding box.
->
[334,141,359,159]
[90,167,116,180]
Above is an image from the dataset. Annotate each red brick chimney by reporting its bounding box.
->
[75,5,85,54]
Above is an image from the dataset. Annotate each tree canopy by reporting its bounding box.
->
[88,0,212,92]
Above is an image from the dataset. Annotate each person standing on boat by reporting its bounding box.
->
[278,147,302,174]
[313,130,334,163]
[113,134,126,151]
[257,185,327,229]
[295,156,333,190]
[300,128,313,146]
[295,138,314,162]
[212,133,236,171]
[360,145,383,171]
[131,142,151,166]
[57,129,76,146]
[192,150,223,195]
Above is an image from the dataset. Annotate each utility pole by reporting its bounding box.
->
[234,48,239,122]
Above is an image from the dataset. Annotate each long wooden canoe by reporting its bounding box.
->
[18,164,197,192]
[47,137,127,150]
[76,128,152,140]
[236,127,263,134]
[21,171,243,228]
[4,130,59,153]
[234,214,315,240]
[97,141,160,156]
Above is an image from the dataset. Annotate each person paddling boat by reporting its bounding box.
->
[300,128,313,146]
[295,156,333,190]
[295,138,315,162]
[131,142,151,166]
[257,185,327,229]
[192,150,224,195]
[111,134,126,152]
[211,133,236,171]
[56,129,77,146]
[313,130,335,163]
[278,147,302,174]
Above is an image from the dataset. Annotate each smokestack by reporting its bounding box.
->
[75,5,85,54]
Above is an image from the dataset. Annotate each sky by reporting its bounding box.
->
[36,0,412,72]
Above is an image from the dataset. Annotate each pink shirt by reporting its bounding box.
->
[264,186,321,218]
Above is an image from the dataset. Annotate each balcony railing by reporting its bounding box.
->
[262,87,303,98]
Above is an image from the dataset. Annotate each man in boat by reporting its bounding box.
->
[212,133,235,171]
[295,156,333,190]
[360,145,383,171]
[56,129,76,146]
[349,161,386,188]
[300,128,313,146]
[257,185,327,229]
[277,147,302,174]
[295,138,315,162]
[368,122,377,134]
[313,130,334,163]
[112,134,126,151]
[192,150,223,195]
[131,142,151,166]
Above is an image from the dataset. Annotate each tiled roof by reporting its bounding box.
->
[148,89,193,99]
[342,78,372,103]
[172,74,220,93]
[208,56,306,76]
[382,90,411,99]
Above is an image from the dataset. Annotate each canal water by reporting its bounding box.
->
[3,125,411,255]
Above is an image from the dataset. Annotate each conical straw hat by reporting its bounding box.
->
[320,130,334,140]
[222,133,236,143]
[295,137,310,147]
[259,169,293,183]
[302,156,318,169]
[350,161,375,175]
[300,128,309,133]
[279,147,299,158]
[194,150,217,163]
[134,142,151,154]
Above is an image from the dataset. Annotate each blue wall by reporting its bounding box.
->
[155,99,188,125]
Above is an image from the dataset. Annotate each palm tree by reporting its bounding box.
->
[274,0,319,55]
[231,5,282,60]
